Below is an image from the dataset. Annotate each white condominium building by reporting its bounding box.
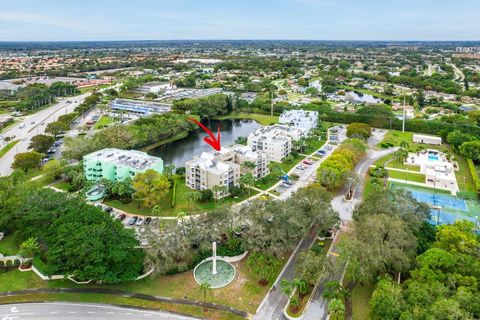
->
[185,145,269,198]
[230,144,269,178]
[279,109,319,133]
[247,124,306,162]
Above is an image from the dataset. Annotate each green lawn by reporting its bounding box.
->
[351,283,376,320]
[452,150,476,194]
[256,154,306,190]
[304,138,326,154]
[387,169,425,183]
[0,234,21,256]
[0,254,286,318]
[31,175,56,187]
[0,140,19,158]
[51,180,73,191]
[373,154,420,172]
[105,175,258,217]
[214,113,278,126]
[378,130,449,153]
[93,116,114,129]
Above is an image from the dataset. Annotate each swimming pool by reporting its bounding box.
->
[428,155,439,161]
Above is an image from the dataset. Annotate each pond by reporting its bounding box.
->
[149,119,261,167]
[345,90,382,104]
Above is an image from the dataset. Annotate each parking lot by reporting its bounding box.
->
[92,202,166,247]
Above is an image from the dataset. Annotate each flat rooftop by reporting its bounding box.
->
[84,148,162,171]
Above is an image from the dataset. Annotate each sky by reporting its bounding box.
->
[0,0,479,41]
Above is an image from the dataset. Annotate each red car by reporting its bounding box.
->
[303,160,314,165]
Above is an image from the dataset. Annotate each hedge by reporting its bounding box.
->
[466,158,480,193]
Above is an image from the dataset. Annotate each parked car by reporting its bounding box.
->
[30,121,35,125]
[19,123,25,129]
[128,216,138,225]
[103,206,113,213]
[46,149,56,154]
[145,217,152,225]
[296,165,305,170]
[316,150,325,156]
[136,217,144,226]
[325,145,332,150]
[303,160,313,165]
[116,214,126,221]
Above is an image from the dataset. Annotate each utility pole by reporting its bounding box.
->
[402,96,406,133]
[270,91,274,117]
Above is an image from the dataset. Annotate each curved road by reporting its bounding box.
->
[0,302,200,320]
[0,93,90,176]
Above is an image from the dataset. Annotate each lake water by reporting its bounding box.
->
[149,119,261,167]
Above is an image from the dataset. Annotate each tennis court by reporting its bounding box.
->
[391,183,478,226]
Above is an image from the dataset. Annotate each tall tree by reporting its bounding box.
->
[132,169,170,207]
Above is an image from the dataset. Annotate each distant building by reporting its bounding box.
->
[185,145,269,198]
[279,109,318,133]
[83,148,164,182]
[413,134,442,146]
[136,81,175,94]
[0,81,20,94]
[248,125,306,162]
[110,98,171,116]
[459,104,476,113]
[240,92,257,103]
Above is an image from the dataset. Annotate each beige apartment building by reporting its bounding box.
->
[185,145,269,198]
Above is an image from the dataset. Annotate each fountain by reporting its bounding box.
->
[193,242,236,289]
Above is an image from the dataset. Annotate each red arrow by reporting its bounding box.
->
[187,118,221,151]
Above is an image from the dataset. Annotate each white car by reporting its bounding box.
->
[136,217,145,226]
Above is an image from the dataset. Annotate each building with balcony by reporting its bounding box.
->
[110,98,171,116]
[185,145,269,198]
[83,148,164,182]
[247,124,306,162]
[279,109,318,133]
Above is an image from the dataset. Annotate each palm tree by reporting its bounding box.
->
[177,211,188,235]
[399,140,409,150]
[198,282,211,300]
[328,298,345,320]
[394,148,409,163]
[185,191,201,209]
[241,161,257,175]
[240,173,256,196]
[212,185,227,203]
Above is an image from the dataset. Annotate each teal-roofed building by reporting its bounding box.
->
[83,148,163,182]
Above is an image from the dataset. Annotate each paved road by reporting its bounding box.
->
[0,302,200,320]
[253,126,346,320]
[0,93,90,176]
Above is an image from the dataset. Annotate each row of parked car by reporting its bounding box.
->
[95,204,153,227]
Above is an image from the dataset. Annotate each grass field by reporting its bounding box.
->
[214,113,278,126]
[0,233,21,256]
[255,154,306,190]
[351,283,376,320]
[0,140,18,158]
[387,169,426,183]
[105,175,258,217]
[93,116,114,129]
[0,253,286,318]
[373,153,421,172]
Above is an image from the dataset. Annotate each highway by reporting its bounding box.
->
[0,93,90,176]
[0,302,200,320]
